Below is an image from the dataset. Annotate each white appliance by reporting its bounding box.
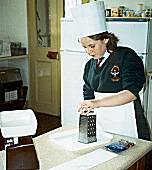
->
[146,73,152,139]
[61,17,152,127]
[106,18,152,117]
[61,19,89,126]
[106,18,152,72]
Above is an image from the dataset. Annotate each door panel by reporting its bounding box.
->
[27,0,63,116]
[36,60,53,101]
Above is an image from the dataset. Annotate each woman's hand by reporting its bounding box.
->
[78,100,95,114]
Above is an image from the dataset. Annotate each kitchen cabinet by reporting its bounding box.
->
[127,152,152,170]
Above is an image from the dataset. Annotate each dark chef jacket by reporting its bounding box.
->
[82,46,150,140]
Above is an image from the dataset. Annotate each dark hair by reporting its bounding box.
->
[88,31,119,53]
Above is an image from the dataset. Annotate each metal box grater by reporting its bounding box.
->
[78,112,97,144]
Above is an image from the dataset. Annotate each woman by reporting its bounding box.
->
[77,31,150,140]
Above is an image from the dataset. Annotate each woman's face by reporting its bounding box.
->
[80,37,109,59]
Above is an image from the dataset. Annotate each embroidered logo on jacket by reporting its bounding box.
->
[111,65,120,82]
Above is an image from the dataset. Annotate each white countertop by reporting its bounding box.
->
[33,126,152,170]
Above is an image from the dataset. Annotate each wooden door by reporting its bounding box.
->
[27,0,63,116]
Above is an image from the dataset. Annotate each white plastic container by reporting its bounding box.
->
[0,109,37,138]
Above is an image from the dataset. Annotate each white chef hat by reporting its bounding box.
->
[72,1,107,38]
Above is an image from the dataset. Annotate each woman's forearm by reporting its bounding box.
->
[78,90,137,113]
[94,90,137,108]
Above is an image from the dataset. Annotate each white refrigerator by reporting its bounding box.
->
[60,17,152,127]
[61,18,89,126]
[106,18,152,72]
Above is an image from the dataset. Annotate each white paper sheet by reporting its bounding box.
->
[49,129,113,151]
[48,149,117,170]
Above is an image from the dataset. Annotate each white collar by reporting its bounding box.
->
[103,51,109,59]
[98,51,109,67]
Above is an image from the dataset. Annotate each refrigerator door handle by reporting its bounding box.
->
[61,49,86,53]
[138,53,147,55]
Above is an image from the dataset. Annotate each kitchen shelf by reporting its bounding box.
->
[0,55,28,61]
[106,17,151,22]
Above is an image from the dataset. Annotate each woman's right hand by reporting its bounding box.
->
[78,90,137,114]
[78,100,95,114]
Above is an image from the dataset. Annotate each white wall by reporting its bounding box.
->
[0,0,28,49]
[0,0,29,93]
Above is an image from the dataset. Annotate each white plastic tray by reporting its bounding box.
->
[49,129,113,151]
